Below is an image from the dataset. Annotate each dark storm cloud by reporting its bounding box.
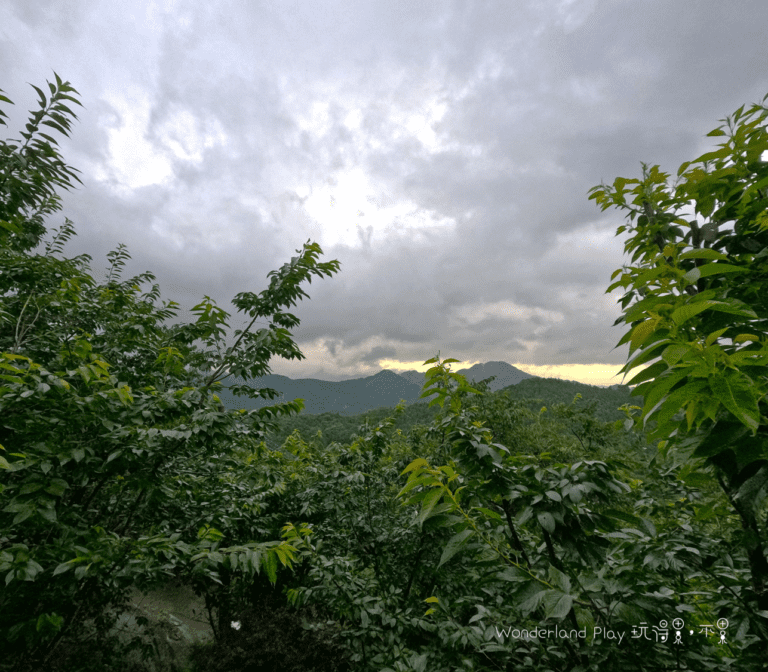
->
[2,0,767,385]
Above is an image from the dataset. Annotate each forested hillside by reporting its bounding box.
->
[260,376,643,453]
[497,377,641,423]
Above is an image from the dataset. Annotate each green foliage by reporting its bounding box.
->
[0,73,83,253]
[589,92,768,621]
[501,376,642,423]
[0,75,340,670]
[390,355,760,669]
[260,401,442,455]
[235,353,757,670]
[258,374,639,460]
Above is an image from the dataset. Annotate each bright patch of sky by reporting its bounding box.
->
[91,87,174,192]
[515,363,631,387]
[293,92,457,248]
[90,88,226,195]
[157,106,227,164]
[301,166,455,248]
[378,358,483,374]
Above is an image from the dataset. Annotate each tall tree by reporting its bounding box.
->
[0,74,339,669]
[588,94,768,613]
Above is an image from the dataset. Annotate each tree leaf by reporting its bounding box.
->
[264,550,277,584]
[705,328,730,347]
[709,370,761,434]
[13,506,34,525]
[603,508,642,527]
[694,262,749,278]
[543,591,573,620]
[40,119,69,136]
[682,267,701,285]
[106,450,122,463]
[629,319,658,354]
[518,588,548,615]
[652,379,708,436]
[639,367,694,420]
[661,344,692,367]
[30,84,46,108]
[735,465,768,515]
[437,529,473,568]
[53,561,75,576]
[418,487,444,526]
[678,248,729,262]
[44,479,68,497]
[692,418,751,459]
[625,359,669,387]
[400,457,429,476]
[475,507,503,521]
[398,472,441,497]
[733,334,762,344]
[537,512,555,533]
[410,653,428,672]
[547,566,572,593]
[670,301,719,326]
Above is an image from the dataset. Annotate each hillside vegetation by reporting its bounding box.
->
[261,377,643,454]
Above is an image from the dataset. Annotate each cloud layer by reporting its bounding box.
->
[2,0,767,385]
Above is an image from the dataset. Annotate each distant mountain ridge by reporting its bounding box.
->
[397,360,537,391]
[217,370,422,416]
[215,361,540,416]
[214,360,628,417]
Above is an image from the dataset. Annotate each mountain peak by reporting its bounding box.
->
[397,360,537,393]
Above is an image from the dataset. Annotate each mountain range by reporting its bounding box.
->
[214,361,609,416]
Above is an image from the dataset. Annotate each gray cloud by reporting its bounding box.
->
[2,0,767,386]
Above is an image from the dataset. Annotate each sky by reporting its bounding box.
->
[2,0,767,387]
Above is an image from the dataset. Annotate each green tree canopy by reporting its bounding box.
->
[0,74,340,670]
[589,93,768,613]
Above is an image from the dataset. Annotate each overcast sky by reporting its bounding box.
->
[2,0,767,386]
